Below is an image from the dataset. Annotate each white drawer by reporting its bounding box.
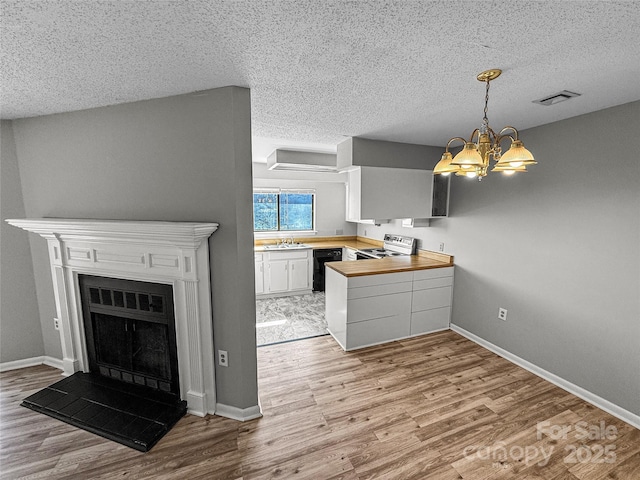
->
[255,253,264,261]
[410,307,450,335]
[348,271,413,288]
[413,267,454,281]
[348,281,412,300]
[411,286,452,312]
[346,313,411,350]
[347,292,412,323]
[413,276,452,291]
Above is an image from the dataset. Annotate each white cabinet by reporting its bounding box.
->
[338,137,449,222]
[326,266,454,351]
[326,269,413,350]
[345,167,450,224]
[410,267,454,335]
[289,257,310,290]
[402,174,451,227]
[346,167,433,223]
[257,249,313,297]
[254,253,265,295]
[267,258,289,293]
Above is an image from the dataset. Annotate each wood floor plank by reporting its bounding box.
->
[1,330,638,479]
[349,433,439,479]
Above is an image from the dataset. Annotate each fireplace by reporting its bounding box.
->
[79,275,180,395]
[6,218,219,417]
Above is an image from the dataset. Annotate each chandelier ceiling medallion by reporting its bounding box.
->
[434,69,536,180]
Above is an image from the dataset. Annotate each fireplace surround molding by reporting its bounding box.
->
[6,218,219,417]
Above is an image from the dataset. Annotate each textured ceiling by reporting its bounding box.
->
[2,1,640,160]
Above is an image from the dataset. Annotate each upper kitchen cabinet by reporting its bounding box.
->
[338,137,449,223]
[346,166,434,222]
[400,174,450,227]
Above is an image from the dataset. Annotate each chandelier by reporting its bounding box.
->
[433,69,536,180]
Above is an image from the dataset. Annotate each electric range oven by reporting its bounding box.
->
[355,234,417,260]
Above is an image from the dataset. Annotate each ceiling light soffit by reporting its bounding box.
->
[433,69,537,180]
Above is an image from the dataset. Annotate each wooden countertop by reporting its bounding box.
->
[326,253,453,277]
[254,236,381,253]
[255,236,454,277]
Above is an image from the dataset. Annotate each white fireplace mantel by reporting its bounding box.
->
[6,218,219,417]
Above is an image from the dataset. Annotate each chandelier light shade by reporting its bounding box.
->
[452,142,484,168]
[433,69,536,180]
[433,151,457,175]
[491,164,527,175]
[494,140,536,168]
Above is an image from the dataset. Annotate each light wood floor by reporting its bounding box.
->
[1,330,638,479]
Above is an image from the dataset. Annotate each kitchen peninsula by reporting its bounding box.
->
[325,251,454,351]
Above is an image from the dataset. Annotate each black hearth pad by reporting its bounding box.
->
[21,372,186,452]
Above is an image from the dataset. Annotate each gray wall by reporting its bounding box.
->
[1,120,45,362]
[337,137,443,170]
[252,163,357,238]
[8,87,258,410]
[359,101,640,416]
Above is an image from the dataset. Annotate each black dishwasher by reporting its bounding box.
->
[313,248,342,292]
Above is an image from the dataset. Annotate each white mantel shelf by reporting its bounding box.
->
[6,218,219,417]
[7,218,217,247]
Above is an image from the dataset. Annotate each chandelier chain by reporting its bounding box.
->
[483,79,490,125]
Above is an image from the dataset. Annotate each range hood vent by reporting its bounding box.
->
[267,149,338,172]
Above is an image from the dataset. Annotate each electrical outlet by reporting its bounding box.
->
[498,308,508,321]
[439,242,445,252]
[218,350,229,367]
[53,318,60,330]
[364,229,368,237]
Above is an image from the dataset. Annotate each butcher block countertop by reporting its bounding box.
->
[254,235,382,252]
[326,251,453,277]
[254,235,454,277]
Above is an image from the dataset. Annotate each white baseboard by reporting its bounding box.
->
[450,324,640,430]
[215,402,262,422]
[43,356,64,371]
[328,327,450,352]
[0,356,64,373]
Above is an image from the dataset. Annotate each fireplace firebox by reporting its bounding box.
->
[79,275,179,395]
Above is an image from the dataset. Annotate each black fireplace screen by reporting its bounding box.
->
[79,275,179,395]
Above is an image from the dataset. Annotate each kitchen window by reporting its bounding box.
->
[253,189,315,233]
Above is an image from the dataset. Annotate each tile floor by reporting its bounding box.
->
[255,292,328,346]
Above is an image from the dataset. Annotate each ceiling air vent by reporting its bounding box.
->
[533,90,581,106]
